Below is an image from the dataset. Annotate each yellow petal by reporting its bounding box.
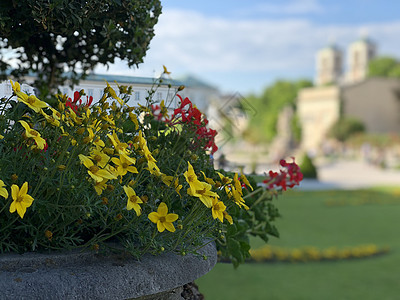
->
[16,202,27,219]
[157,220,166,232]
[123,185,134,198]
[132,204,142,216]
[148,212,160,224]
[165,213,178,223]
[11,184,19,201]
[9,201,16,213]
[163,222,175,232]
[0,188,8,199]
[157,202,168,216]
[79,154,94,169]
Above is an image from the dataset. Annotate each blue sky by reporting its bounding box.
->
[95,0,400,95]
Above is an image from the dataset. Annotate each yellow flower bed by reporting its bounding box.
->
[249,244,389,263]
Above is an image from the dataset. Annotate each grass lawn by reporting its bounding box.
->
[196,188,400,300]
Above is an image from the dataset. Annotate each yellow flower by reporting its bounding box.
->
[78,154,117,182]
[200,171,216,186]
[223,211,233,225]
[160,172,173,186]
[85,125,105,147]
[0,180,8,199]
[94,179,108,195]
[138,132,160,174]
[40,108,61,127]
[148,202,178,233]
[184,162,204,195]
[189,181,219,208]
[65,107,82,125]
[240,174,253,191]
[105,82,124,106]
[10,80,21,93]
[16,92,48,113]
[9,182,34,219]
[102,113,116,126]
[108,131,130,155]
[123,186,143,216]
[217,172,232,185]
[163,65,171,75]
[19,120,46,150]
[129,111,139,130]
[233,173,242,196]
[211,197,226,223]
[231,186,249,210]
[111,154,138,178]
[174,178,183,197]
[89,147,111,168]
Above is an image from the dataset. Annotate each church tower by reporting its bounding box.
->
[316,44,343,86]
[346,37,376,83]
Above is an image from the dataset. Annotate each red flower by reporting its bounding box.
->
[263,158,303,191]
[66,91,93,113]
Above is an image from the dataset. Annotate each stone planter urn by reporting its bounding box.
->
[0,242,216,300]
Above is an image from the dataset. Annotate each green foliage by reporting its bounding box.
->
[328,117,365,142]
[299,153,317,179]
[217,174,282,268]
[0,0,162,97]
[367,56,400,78]
[245,79,312,143]
[290,114,302,144]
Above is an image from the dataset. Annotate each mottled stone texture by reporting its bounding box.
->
[0,242,216,300]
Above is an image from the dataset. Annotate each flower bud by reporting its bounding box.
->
[178,85,185,91]
[57,165,66,171]
[44,230,53,241]
[11,174,18,182]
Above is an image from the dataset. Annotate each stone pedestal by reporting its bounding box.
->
[0,242,216,300]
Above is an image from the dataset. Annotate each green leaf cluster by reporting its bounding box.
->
[368,56,400,78]
[0,0,162,97]
[328,117,365,142]
[217,174,281,268]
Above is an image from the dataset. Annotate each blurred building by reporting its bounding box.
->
[0,73,219,118]
[298,37,400,152]
[315,44,343,86]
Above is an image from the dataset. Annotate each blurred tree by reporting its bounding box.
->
[245,79,312,143]
[368,56,400,78]
[0,0,162,98]
[328,117,365,142]
[299,153,317,179]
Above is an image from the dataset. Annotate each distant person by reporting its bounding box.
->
[218,154,227,170]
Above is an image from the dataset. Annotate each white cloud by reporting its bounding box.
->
[245,0,324,15]
[96,8,400,92]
